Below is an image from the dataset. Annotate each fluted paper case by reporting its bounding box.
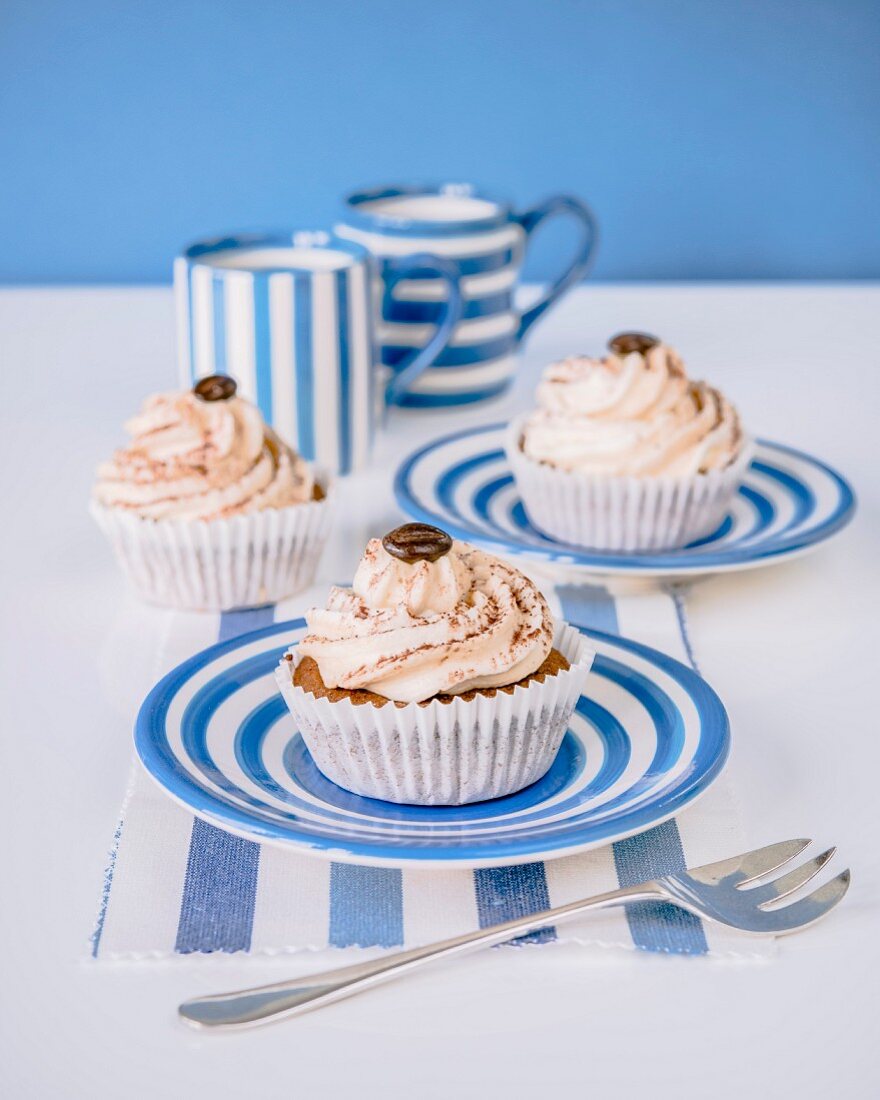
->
[275,620,594,806]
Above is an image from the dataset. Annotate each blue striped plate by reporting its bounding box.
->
[394,423,856,576]
[135,619,729,869]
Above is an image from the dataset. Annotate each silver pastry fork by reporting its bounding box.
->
[179,839,849,1030]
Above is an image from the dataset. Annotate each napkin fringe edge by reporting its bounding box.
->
[92,932,774,963]
[89,760,140,960]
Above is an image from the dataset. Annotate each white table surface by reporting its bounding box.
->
[2,284,878,1099]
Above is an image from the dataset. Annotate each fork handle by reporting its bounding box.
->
[179,882,661,1029]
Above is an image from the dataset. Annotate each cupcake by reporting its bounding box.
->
[275,523,594,805]
[507,333,754,551]
[91,375,333,610]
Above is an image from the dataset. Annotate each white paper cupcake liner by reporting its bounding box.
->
[274,620,594,806]
[506,415,756,552]
[90,483,334,611]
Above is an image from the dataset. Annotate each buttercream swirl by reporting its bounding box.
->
[94,390,315,520]
[521,344,744,477]
[299,538,554,703]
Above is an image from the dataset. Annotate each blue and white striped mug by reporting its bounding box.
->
[175,231,462,474]
[335,183,598,407]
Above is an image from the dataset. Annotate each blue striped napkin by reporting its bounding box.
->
[91,580,771,960]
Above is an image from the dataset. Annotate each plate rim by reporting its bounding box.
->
[393,423,857,576]
[135,619,731,869]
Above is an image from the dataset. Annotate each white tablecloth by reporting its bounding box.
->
[2,284,877,1099]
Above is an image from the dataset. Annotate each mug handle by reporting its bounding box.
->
[514,195,599,341]
[382,254,464,407]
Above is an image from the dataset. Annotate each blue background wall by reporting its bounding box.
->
[2,0,878,284]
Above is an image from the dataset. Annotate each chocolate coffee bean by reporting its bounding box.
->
[193,374,237,402]
[382,523,453,564]
[608,332,660,356]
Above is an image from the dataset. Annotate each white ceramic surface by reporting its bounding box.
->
[3,283,876,1100]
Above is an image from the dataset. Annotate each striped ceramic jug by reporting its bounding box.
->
[175,230,462,474]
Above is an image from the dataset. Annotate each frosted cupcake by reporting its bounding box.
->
[91,375,333,610]
[275,523,593,805]
[507,333,754,551]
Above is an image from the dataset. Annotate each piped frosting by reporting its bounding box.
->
[521,342,744,477]
[299,536,553,703]
[94,389,314,519]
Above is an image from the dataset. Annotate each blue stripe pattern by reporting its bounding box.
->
[174,605,274,954]
[252,274,272,425]
[556,584,709,956]
[139,622,728,857]
[335,270,352,475]
[186,262,196,381]
[556,583,618,636]
[338,187,525,407]
[328,864,404,948]
[293,277,315,461]
[177,606,407,953]
[393,424,857,573]
[212,276,226,374]
[129,596,730,956]
[474,864,555,945]
[395,380,511,409]
[218,605,276,642]
[613,823,709,955]
[338,185,599,407]
[382,331,517,369]
[379,248,514,280]
[139,613,730,879]
[176,233,378,475]
[383,289,513,324]
[175,818,260,954]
